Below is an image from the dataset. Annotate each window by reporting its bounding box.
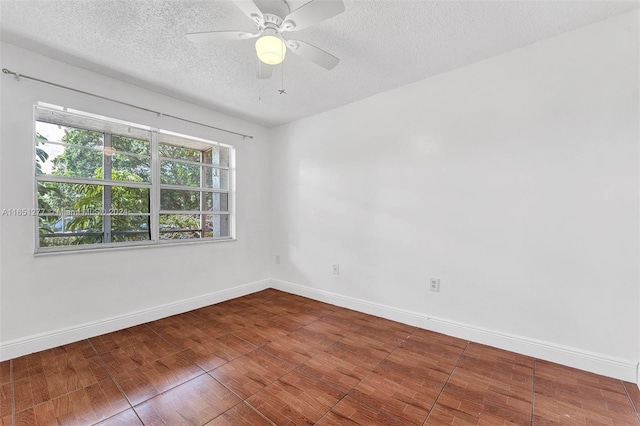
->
[34,104,233,252]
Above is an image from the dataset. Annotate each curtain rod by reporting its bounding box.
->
[2,68,253,140]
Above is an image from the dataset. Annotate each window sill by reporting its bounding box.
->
[33,237,236,257]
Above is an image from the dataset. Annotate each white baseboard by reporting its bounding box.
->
[0,279,271,361]
[271,279,638,383]
[2,277,637,384]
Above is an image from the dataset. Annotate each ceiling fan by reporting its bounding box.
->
[186,0,345,79]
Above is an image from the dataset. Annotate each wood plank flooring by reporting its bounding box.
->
[1,289,638,425]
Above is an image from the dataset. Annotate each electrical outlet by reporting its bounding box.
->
[275,255,280,264]
[333,264,340,275]
[430,278,440,292]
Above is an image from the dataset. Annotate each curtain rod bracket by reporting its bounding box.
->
[4,68,20,81]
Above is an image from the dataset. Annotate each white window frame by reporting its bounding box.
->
[33,103,235,254]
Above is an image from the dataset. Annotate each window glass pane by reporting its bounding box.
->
[112,215,151,242]
[36,121,103,147]
[159,144,200,162]
[38,214,152,245]
[35,122,105,178]
[38,214,153,245]
[160,189,200,211]
[38,182,103,213]
[58,215,103,233]
[112,135,150,156]
[204,168,229,190]
[112,234,150,243]
[157,214,228,239]
[206,193,228,211]
[36,142,101,179]
[39,234,103,247]
[38,215,103,247]
[37,183,150,215]
[111,154,151,182]
[111,187,150,213]
[159,214,201,240]
[160,231,200,240]
[159,190,227,212]
[160,160,200,187]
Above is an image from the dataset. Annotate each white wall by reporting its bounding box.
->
[270,11,640,380]
[0,43,271,358]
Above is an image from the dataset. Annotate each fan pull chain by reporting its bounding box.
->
[279,38,286,95]
[258,60,263,103]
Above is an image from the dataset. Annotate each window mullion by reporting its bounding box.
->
[35,175,151,189]
[151,130,160,242]
[157,184,227,193]
[103,133,112,243]
[225,149,234,238]
[200,151,206,239]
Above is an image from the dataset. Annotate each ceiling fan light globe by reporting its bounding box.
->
[255,35,287,65]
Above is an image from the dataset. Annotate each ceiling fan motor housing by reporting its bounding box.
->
[256,0,289,18]
[261,14,284,32]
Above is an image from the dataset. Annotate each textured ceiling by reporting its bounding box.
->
[1,0,638,127]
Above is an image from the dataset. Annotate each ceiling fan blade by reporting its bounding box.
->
[186,30,260,42]
[285,39,340,70]
[282,0,345,31]
[232,0,264,25]
[257,63,274,79]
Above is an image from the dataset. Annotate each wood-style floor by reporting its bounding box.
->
[1,289,639,425]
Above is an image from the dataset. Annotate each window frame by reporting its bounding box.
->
[33,103,235,254]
